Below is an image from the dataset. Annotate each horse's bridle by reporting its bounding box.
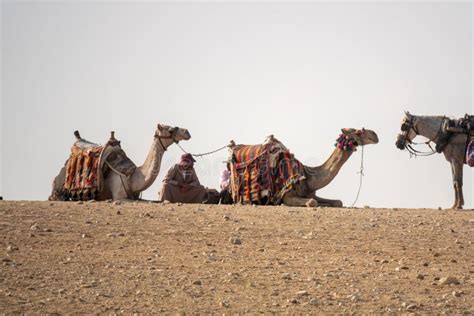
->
[400,115,419,135]
[155,127,179,151]
[397,115,444,156]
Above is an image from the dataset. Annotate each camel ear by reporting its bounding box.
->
[157,124,164,131]
[405,110,410,116]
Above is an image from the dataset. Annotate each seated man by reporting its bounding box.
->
[159,153,207,203]
[219,162,233,204]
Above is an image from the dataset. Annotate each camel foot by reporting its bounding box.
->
[283,195,318,207]
[306,199,317,207]
[314,196,342,207]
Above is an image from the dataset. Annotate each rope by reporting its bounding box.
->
[176,142,228,158]
[406,143,436,157]
[350,145,364,208]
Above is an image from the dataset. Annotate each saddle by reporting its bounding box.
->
[229,136,305,205]
[444,114,474,135]
[437,114,474,153]
[62,131,137,200]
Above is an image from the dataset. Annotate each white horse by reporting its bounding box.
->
[396,111,471,209]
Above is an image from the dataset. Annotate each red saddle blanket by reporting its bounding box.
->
[230,140,305,204]
[64,142,104,199]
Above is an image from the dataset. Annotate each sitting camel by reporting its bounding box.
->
[49,123,191,201]
[282,128,379,207]
[229,128,379,207]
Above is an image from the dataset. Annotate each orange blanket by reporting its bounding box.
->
[64,144,103,200]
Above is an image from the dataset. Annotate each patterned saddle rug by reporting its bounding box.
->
[229,137,305,205]
[64,141,104,200]
[61,135,137,201]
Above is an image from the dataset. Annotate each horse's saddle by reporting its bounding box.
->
[444,114,474,135]
[437,114,474,153]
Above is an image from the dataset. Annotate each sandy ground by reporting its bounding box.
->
[0,200,473,314]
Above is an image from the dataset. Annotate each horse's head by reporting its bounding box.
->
[396,111,418,150]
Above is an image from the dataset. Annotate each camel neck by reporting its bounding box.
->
[131,136,168,193]
[305,147,353,191]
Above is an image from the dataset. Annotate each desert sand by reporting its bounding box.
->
[0,200,473,314]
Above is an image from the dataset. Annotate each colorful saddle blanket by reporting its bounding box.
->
[229,138,305,205]
[467,139,474,167]
[60,136,137,201]
[64,141,104,200]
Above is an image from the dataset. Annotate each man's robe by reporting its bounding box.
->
[159,164,207,203]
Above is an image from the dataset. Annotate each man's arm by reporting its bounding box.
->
[163,165,179,186]
[189,168,201,186]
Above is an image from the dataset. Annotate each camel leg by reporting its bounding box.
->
[314,195,343,207]
[283,194,318,207]
[451,161,464,209]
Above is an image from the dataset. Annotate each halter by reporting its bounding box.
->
[397,115,445,157]
[155,127,179,151]
[334,134,359,151]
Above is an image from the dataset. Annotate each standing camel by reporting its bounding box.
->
[49,123,191,201]
[395,111,472,209]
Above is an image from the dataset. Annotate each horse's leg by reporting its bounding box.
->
[314,195,343,207]
[283,193,318,207]
[450,162,458,209]
[451,161,464,209]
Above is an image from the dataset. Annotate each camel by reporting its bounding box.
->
[229,128,379,207]
[396,111,472,209]
[282,128,379,207]
[49,123,191,201]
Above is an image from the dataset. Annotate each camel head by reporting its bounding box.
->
[155,124,191,143]
[340,128,379,146]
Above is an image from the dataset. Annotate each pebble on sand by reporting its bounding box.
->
[229,237,242,245]
[6,245,18,252]
[439,276,460,285]
[220,300,230,308]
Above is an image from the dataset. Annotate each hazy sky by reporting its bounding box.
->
[1,2,473,208]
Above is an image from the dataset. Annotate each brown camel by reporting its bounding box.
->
[282,128,379,207]
[49,124,191,201]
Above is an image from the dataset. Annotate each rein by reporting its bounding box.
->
[400,116,446,158]
[350,144,364,208]
[176,142,228,158]
[335,132,366,208]
[405,143,436,157]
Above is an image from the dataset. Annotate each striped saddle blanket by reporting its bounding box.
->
[229,138,305,205]
[64,141,104,200]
